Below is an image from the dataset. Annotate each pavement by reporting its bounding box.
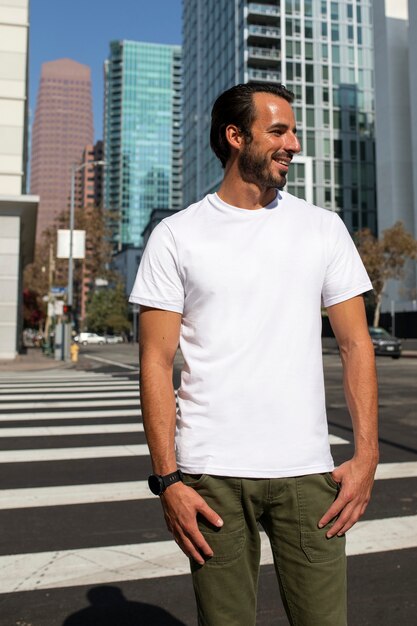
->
[0,348,101,372]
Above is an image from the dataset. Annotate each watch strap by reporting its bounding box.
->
[161,469,183,492]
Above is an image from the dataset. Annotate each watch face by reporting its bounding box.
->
[148,474,163,495]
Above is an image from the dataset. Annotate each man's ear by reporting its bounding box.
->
[224,124,244,152]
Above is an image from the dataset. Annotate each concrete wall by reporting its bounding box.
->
[0,215,20,358]
[373,0,412,233]
[0,0,29,195]
[373,0,417,308]
[408,0,417,248]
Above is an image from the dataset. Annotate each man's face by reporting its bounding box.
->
[237,93,301,190]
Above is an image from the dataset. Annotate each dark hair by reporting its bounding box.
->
[210,82,294,168]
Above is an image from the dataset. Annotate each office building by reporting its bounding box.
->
[0,0,38,358]
[77,141,105,324]
[30,59,93,239]
[373,0,417,307]
[183,0,376,233]
[104,41,182,250]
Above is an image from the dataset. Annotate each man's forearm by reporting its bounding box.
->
[139,354,178,475]
[339,337,379,461]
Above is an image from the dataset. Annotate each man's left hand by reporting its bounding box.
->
[318,456,378,538]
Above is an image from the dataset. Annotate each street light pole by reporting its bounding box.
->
[64,159,106,359]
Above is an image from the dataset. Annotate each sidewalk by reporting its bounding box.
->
[0,348,97,373]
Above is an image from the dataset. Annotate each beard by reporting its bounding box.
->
[238,143,287,190]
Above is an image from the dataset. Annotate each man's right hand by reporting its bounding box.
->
[160,481,223,565]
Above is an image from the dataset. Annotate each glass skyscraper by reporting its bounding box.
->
[183,0,376,233]
[104,41,182,249]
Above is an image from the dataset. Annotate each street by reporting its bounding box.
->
[0,346,415,625]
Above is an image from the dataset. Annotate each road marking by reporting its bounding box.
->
[0,383,137,391]
[328,434,349,444]
[0,376,133,389]
[0,423,144,436]
[0,391,139,401]
[0,409,141,421]
[0,399,140,410]
[0,444,149,463]
[1,461,416,510]
[375,461,417,480]
[0,515,415,593]
[0,480,151,508]
[83,354,139,370]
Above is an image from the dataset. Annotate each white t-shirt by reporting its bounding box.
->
[129,191,372,478]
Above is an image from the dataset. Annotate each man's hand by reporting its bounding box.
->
[161,482,223,565]
[318,455,378,538]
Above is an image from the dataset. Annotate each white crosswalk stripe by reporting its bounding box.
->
[0,368,415,601]
[0,515,416,593]
[1,462,416,510]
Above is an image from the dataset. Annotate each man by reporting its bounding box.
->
[129,83,378,626]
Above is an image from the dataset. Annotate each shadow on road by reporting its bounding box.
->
[62,585,187,626]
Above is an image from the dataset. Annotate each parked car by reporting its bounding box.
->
[368,327,402,359]
[104,334,124,344]
[74,332,105,346]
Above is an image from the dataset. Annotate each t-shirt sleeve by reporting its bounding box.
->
[129,221,184,313]
[322,213,373,307]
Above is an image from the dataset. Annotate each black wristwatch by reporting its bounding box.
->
[148,469,184,496]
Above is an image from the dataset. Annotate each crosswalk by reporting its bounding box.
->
[1,369,416,610]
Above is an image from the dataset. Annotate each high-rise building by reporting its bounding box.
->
[30,59,93,239]
[373,0,417,307]
[183,0,376,233]
[0,0,38,358]
[103,41,182,250]
[77,141,105,324]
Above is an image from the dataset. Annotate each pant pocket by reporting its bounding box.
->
[193,525,246,569]
[301,530,346,563]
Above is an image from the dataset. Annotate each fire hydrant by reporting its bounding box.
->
[70,342,79,363]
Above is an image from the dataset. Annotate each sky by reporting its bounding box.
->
[29,0,182,141]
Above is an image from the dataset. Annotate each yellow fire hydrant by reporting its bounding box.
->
[70,342,79,363]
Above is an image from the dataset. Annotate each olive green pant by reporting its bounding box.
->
[183,473,347,626]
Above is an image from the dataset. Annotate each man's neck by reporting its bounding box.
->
[216,171,277,210]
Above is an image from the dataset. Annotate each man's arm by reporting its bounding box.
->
[319,295,379,537]
[139,306,223,564]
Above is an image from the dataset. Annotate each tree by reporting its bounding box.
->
[23,288,45,329]
[355,221,417,327]
[86,282,130,334]
[23,203,117,330]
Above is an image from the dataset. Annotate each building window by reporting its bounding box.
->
[306,108,315,127]
[331,2,339,20]
[306,86,314,105]
[305,42,313,59]
[307,131,315,156]
[306,64,314,82]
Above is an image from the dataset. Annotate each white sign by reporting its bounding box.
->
[54,300,64,316]
[57,230,86,259]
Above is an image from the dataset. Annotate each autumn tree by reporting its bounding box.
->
[23,203,116,328]
[355,221,417,327]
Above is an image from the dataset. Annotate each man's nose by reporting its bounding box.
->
[286,133,301,155]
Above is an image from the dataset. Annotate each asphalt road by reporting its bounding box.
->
[0,346,415,625]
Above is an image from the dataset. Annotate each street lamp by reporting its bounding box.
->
[62,159,106,359]
[67,159,106,311]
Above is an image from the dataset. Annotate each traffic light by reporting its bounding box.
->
[63,304,72,315]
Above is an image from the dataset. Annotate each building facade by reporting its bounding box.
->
[30,59,93,239]
[0,0,38,358]
[183,0,376,234]
[104,41,182,250]
[77,141,105,325]
[373,0,417,307]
